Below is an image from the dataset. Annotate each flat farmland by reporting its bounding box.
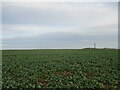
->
[2,49,119,88]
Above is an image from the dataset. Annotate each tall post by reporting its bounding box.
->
[94,43,96,49]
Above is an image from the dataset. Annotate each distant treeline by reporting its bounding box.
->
[83,48,117,50]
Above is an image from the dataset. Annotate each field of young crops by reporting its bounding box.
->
[2,49,119,88]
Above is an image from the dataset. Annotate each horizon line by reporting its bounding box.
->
[1,47,118,50]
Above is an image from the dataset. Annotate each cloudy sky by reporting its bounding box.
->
[2,2,118,49]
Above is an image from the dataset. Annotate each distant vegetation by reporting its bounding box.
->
[83,48,117,50]
[2,49,119,88]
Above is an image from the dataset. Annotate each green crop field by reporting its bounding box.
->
[2,49,119,88]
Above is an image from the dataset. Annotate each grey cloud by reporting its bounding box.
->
[2,2,117,27]
[3,32,118,49]
[2,2,118,49]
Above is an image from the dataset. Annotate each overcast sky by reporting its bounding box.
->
[2,2,118,49]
